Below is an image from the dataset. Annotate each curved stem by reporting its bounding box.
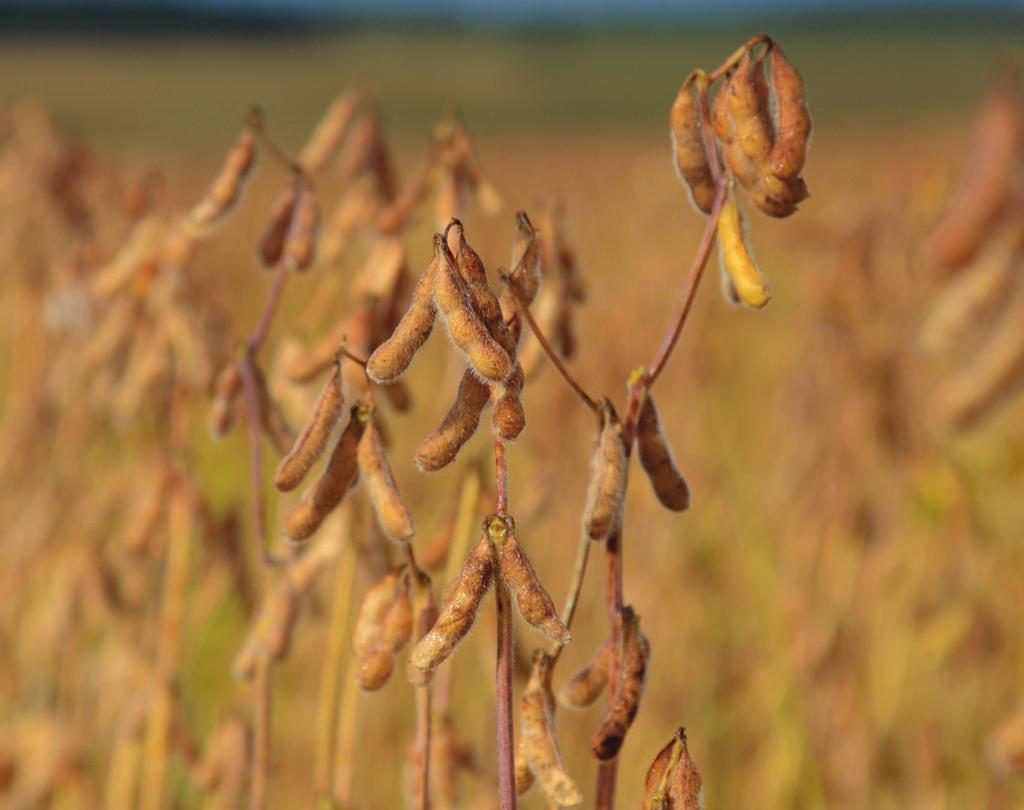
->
[492,437,517,810]
[501,276,597,412]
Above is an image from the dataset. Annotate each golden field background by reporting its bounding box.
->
[2,25,1024,809]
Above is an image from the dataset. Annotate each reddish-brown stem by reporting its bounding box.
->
[492,437,516,810]
[501,275,598,412]
[237,355,273,566]
[594,66,729,810]
[247,263,289,355]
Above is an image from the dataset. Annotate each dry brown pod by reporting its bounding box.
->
[768,44,813,180]
[274,359,344,492]
[257,181,298,268]
[188,129,257,232]
[592,606,650,761]
[558,639,613,710]
[492,363,526,441]
[357,415,415,543]
[926,72,1023,270]
[642,727,703,810]
[508,211,543,306]
[433,235,514,383]
[712,45,809,219]
[233,540,340,679]
[415,369,490,472]
[252,362,296,455]
[283,181,320,271]
[670,73,715,215]
[582,398,629,541]
[355,569,413,692]
[490,516,569,645]
[297,89,361,175]
[366,253,438,384]
[637,392,691,511]
[516,650,583,807]
[408,533,494,679]
[450,219,517,355]
[353,569,405,658]
[283,404,367,542]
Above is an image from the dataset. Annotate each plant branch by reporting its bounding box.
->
[500,274,598,412]
[492,437,517,810]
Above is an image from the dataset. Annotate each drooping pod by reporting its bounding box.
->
[717,190,772,309]
[252,362,296,455]
[636,392,691,511]
[357,415,415,543]
[188,129,257,232]
[516,651,583,807]
[274,359,344,492]
[669,72,715,215]
[232,541,338,679]
[297,89,361,175]
[558,640,613,710]
[283,181,320,271]
[490,516,569,645]
[209,359,242,437]
[508,211,543,306]
[642,727,703,810]
[414,370,490,472]
[591,606,650,761]
[927,72,1023,270]
[492,363,526,442]
[433,235,514,383]
[408,533,494,680]
[257,182,299,268]
[725,49,774,182]
[366,253,438,383]
[582,398,629,542]
[768,44,813,180]
[712,45,809,219]
[353,568,413,692]
[283,404,367,542]
[450,220,516,353]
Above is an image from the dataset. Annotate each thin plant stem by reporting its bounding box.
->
[501,277,597,412]
[593,71,729,810]
[492,437,516,810]
[248,264,289,355]
[548,528,591,664]
[237,356,273,567]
